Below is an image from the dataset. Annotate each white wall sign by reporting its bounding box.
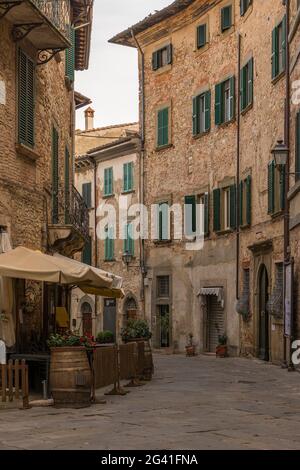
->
[0,80,6,105]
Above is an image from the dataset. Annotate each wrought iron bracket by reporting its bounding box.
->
[12,22,43,42]
[0,1,22,20]
[36,48,66,66]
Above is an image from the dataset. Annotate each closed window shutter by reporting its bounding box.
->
[52,126,59,224]
[82,236,92,265]
[204,192,209,236]
[18,49,35,147]
[282,15,286,72]
[268,161,275,214]
[152,51,159,70]
[229,76,236,121]
[215,83,222,125]
[197,24,206,48]
[26,58,35,147]
[166,44,173,65]
[204,90,211,132]
[185,195,196,236]
[159,203,169,240]
[246,175,252,226]
[192,96,199,136]
[124,224,134,255]
[128,162,133,190]
[240,64,247,111]
[65,26,75,81]
[247,58,253,106]
[64,147,70,223]
[104,169,108,195]
[240,0,246,16]
[239,181,244,226]
[230,184,237,230]
[109,168,113,194]
[105,227,114,260]
[280,166,286,211]
[213,188,221,232]
[157,108,169,147]
[123,163,128,191]
[221,6,232,31]
[272,27,278,79]
[296,112,300,181]
[82,182,91,208]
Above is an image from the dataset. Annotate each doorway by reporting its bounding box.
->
[103,298,117,341]
[157,304,170,348]
[258,265,269,361]
[81,302,93,337]
[206,295,225,353]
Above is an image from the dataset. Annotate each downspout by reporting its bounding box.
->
[236,33,241,301]
[93,156,98,321]
[131,29,146,316]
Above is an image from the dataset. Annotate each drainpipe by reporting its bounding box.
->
[236,34,242,301]
[93,156,98,320]
[131,29,146,316]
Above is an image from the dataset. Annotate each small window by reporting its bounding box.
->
[104,167,113,196]
[124,222,134,255]
[213,185,236,232]
[123,162,134,192]
[104,226,114,261]
[157,276,170,297]
[240,58,254,112]
[240,0,252,16]
[197,23,207,49]
[215,77,235,125]
[152,44,172,71]
[272,17,286,80]
[221,5,233,32]
[82,182,92,208]
[268,161,285,215]
[192,91,211,136]
[239,176,251,227]
[157,107,169,147]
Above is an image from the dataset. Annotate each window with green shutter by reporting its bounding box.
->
[268,160,285,215]
[157,107,169,147]
[64,147,70,224]
[52,126,59,224]
[192,90,211,136]
[240,0,252,16]
[185,195,196,236]
[239,176,252,227]
[82,182,92,208]
[152,44,172,71]
[105,226,114,261]
[221,5,233,32]
[82,236,92,265]
[157,202,170,241]
[272,17,286,80]
[124,223,134,255]
[65,26,75,82]
[268,161,275,214]
[197,23,207,49]
[18,49,35,148]
[240,58,253,112]
[215,77,235,125]
[123,162,134,192]
[213,188,221,232]
[104,167,113,196]
[296,112,300,181]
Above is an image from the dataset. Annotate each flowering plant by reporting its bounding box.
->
[47,332,96,350]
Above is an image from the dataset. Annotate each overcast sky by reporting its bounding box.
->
[75,0,171,130]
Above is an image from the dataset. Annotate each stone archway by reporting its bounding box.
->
[123,295,138,326]
[81,301,93,337]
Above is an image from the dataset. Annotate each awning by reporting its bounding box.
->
[198,287,224,308]
[0,247,124,299]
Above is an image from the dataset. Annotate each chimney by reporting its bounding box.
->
[84,107,95,131]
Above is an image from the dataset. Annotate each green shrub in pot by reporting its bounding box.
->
[121,319,152,342]
[96,330,114,344]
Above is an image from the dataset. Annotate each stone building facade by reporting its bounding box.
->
[73,114,141,340]
[110,0,294,360]
[0,0,93,352]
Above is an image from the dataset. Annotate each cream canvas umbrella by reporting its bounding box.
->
[0,246,124,298]
[0,232,15,347]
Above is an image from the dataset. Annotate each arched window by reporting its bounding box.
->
[124,296,138,323]
[81,302,93,336]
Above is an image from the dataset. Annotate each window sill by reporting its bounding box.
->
[240,223,251,231]
[104,259,116,263]
[121,189,135,195]
[193,129,210,140]
[220,25,235,38]
[153,64,172,75]
[153,240,172,246]
[241,5,253,21]
[241,101,253,116]
[155,143,173,153]
[216,118,236,129]
[16,143,39,162]
[216,228,234,236]
[272,70,285,85]
[271,210,284,220]
[102,193,115,199]
[194,43,210,56]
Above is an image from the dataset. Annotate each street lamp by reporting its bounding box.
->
[122,250,133,270]
[271,140,289,167]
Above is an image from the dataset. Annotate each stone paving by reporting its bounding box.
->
[0,354,300,450]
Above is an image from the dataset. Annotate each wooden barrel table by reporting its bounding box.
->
[50,347,92,407]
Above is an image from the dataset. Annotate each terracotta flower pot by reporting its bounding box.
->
[216,344,227,358]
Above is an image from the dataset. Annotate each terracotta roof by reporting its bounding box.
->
[74,91,92,110]
[75,122,139,135]
[72,0,94,70]
[109,0,197,47]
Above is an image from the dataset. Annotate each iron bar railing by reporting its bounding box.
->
[30,0,71,39]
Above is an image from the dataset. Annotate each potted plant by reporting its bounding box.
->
[216,334,228,358]
[121,319,152,343]
[96,330,114,345]
[185,333,196,357]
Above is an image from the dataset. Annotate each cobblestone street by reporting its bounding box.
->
[0,354,300,450]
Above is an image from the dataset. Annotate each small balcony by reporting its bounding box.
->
[0,0,71,60]
[48,184,90,257]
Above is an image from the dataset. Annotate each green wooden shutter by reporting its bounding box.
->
[230,184,237,230]
[82,182,91,208]
[52,126,59,224]
[192,96,199,136]
[105,226,114,261]
[240,0,246,16]
[239,181,244,226]
[197,24,206,48]
[123,163,128,192]
[204,90,211,132]
[109,168,113,194]
[18,49,35,147]
[166,44,173,65]
[240,64,247,111]
[272,26,278,79]
[26,57,35,147]
[247,58,253,106]
[128,162,133,190]
[280,166,286,211]
[124,223,134,255]
[204,192,209,236]
[221,5,232,31]
[152,51,159,70]
[215,83,222,125]
[229,76,236,121]
[104,168,113,195]
[158,203,169,240]
[246,175,252,226]
[296,112,300,181]
[82,236,92,265]
[124,162,133,191]
[64,147,70,223]
[65,26,75,82]
[282,15,286,72]
[268,161,275,214]
[157,108,169,147]
[213,188,221,232]
[185,195,196,236]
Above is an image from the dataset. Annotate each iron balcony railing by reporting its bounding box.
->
[30,0,71,40]
[52,184,89,241]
